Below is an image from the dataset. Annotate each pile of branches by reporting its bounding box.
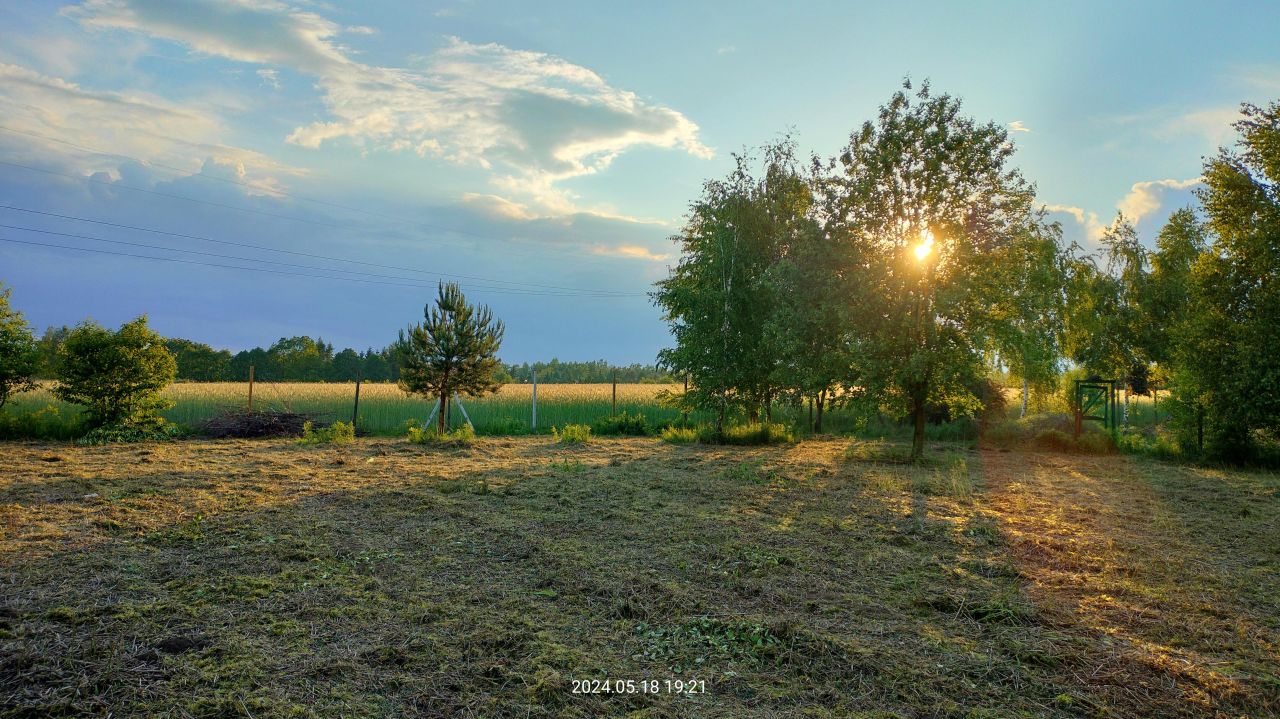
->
[199,409,317,438]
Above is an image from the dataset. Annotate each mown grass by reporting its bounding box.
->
[1,437,1274,717]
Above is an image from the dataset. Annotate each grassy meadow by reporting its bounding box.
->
[1,436,1275,717]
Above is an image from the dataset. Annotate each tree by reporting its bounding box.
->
[34,325,71,379]
[1170,100,1280,457]
[1145,208,1207,369]
[165,338,232,381]
[986,222,1068,417]
[54,316,177,428]
[654,140,804,431]
[395,282,505,432]
[827,80,1039,460]
[330,348,363,381]
[0,284,41,409]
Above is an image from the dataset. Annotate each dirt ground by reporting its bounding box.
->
[1,436,1276,718]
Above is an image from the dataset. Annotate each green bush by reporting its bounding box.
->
[53,316,177,429]
[298,420,355,445]
[591,411,649,436]
[552,424,592,444]
[77,420,182,446]
[407,422,476,447]
[1032,428,1074,452]
[699,422,794,445]
[660,426,698,444]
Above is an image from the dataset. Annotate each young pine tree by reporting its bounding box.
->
[395,282,505,433]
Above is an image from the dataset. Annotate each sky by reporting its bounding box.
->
[1,1,1278,363]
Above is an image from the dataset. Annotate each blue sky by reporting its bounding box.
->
[1,1,1277,362]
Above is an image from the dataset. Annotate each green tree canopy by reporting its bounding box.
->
[1172,100,1280,457]
[828,80,1041,459]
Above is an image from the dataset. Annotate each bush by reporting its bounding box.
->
[552,424,592,444]
[591,411,649,436]
[53,316,176,428]
[298,420,355,445]
[700,422,794,445]
[78,420,182,446]
[407,421,476,447]
[660,426,698,444]
[1032,428,1074,452]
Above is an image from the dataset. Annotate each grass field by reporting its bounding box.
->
[7,382,700,437]
[1,436,1275,717]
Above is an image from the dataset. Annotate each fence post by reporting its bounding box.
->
[532,369,538,430]
[351,372,362,428]
[248,365,255,412]
[683,374,689,426]
[612,369,617,415]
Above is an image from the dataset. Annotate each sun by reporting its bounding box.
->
[914,229,935,261]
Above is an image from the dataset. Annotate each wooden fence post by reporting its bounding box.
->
[532,369,538,430]
[351,372,362,428]
[612,370,617,415]
[248,365,254,412]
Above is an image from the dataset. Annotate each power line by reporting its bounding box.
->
[0,205,641,295]
[0,222,637,296]
[0,236,647,298]
[0,127,656,272]
[0,123,509,242]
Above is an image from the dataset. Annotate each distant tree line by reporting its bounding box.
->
[656,80,1280,461]
[502,359,674,384]
[24,328,673,385]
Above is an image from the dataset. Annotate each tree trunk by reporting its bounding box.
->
[438,392,449,433]
[808,397,813,432]
[910,383,926,462]
[1020,377,1029,418]
[764,390,772,423]
[815,390,825,433]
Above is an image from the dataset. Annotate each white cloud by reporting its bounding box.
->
[717,46,737,55]
[67,0,712,216]
[0,62,299,192]
[1116,177,1201,224]
[345,25,377,35]
[1156,107,1239,146]
[1043,203,1106,241]
[256,67,280,89]
[1008,120,1030,133]
[591,244,671,262]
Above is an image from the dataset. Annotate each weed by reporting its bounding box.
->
[297,420,355,445]
[552,424,591,444]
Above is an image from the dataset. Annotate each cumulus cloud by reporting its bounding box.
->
[1116,178,1201,224]
[1007,120,1030,133]
[1043,203,1106,241]
[66,0,712,216]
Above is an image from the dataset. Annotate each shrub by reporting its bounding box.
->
[298,420,355,445]
[1032,428,1074,452]
[407,422,476,447]
[699,422,794,445]
[53,316,176,429]
[592,411,649,436]
[1076,430,1116,455]
[660,426,698,444]
[552,424,591,444]
[78,420,182,446]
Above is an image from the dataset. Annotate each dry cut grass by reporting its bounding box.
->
[0,437,1276,717]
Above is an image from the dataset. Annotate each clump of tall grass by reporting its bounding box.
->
[406,420,476,447]
[700,422,794,446]
[591,411,649,436]
[660,426,698,444]
[0,404,83,441]
[552,424,592,444]
[298,420,355,445]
